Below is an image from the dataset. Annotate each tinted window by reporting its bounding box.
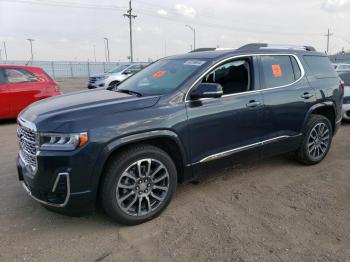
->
[261,55,298,88]
[0,69,6,84]
[303,56,338,78]
[116,58,208,96]
[108,65,129,73]
[202,58,252,95]
[339,72,350,86]
[5,68,37,83]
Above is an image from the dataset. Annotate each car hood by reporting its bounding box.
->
[20,89,160,132]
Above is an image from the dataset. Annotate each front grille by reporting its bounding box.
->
[89,77,97,83]
[17,125,37,172]
[343,96,350,104]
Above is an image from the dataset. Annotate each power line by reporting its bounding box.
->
[0,0,126,11]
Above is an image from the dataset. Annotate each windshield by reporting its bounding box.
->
[108,65,130,73]
[115,58,209,96]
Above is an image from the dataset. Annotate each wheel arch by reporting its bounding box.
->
[93,130,191,196]
[303,102,336,134]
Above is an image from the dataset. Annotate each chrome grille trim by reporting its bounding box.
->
[17,121,38,174]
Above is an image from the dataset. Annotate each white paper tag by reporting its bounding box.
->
[184,60,206,66]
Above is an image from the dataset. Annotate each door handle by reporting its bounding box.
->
[246,100,261,108]
[301,92,314,99]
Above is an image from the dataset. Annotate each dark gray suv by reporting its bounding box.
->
[17,43,344,225]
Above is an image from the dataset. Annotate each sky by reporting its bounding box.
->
[0,0,350,62]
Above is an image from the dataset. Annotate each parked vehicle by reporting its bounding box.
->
[0,65,61,119]
[333,63,350,72]
[17,43,344,225]
[339,71,350,121]
[87,63,146,89]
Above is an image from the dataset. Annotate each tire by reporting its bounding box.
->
[107,81,119,90]
[296,115,333,165]
[100,145,177,225]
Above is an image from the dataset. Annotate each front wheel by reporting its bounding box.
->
[101,145,177,225]
[296,115,333,165]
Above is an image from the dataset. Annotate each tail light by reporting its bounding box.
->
[54,84,62,95]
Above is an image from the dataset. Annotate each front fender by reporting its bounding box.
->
[91,129,188,189]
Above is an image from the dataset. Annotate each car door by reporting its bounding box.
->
[0,69,10,118]
[186,56,265,165]
[258,54,316,157]
[5,68,41,116]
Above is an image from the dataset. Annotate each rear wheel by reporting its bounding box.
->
[296,115,332,165]
[101,145,177,225]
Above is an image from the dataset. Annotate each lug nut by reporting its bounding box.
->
[138,180,142,184]
[139,191,142,194]
[136,186,139,190]
[147,183,151,187]
[145,189,148,193]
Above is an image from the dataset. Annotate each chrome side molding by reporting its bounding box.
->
[195,134,302,164]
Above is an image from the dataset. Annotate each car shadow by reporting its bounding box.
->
[0,119,17,125]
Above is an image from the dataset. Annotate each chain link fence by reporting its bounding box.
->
[0,61,146,79]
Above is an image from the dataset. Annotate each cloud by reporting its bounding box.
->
[175,4,196,18]
[157,9,168,16]
[321,0,350,12]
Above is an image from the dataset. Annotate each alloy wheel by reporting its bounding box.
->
[116,159,170,216]
[307,122,330,160]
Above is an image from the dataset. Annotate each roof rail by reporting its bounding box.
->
[237,43,316,52]
[190,48,216,53]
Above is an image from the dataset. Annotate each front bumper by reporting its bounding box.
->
[342,103,350,120]
[87,79,106,89]
[17,150,97,216]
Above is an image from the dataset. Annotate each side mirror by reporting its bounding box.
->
[190,83,223,100]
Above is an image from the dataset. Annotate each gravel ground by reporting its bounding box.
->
[0,78,349,261]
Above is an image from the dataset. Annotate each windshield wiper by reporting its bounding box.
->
[117,89,142,97]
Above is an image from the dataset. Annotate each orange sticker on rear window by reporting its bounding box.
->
[152,70,166,79]
[272,64,283,78]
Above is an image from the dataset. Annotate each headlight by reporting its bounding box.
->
[38,132,88,151]
[97,76,108,80]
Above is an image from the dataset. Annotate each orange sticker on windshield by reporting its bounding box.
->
[272,64,283,78]
[152,70,166,79]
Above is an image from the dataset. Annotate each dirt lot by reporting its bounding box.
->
[1,78,350,261]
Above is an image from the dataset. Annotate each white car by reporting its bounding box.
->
[333,63,350,72]
[339,71,350,121]
[87,64,146,89]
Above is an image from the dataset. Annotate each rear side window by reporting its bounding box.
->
[261,55,301,88]
[339,72,350,86]
[0,69,6,84]
[303,56,338,78]
[5,68,38,83]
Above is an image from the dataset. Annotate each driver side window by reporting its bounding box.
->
[202,58,253,95]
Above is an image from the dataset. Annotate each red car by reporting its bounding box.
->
[0,65,61,119]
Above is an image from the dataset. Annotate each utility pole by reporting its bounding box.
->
[3,42,7,62]
[93,44,97,62]
[186,25,196,50]
[0,50,2,62]
[27,38,35,64]
[325,29,333,54]
[104,38,110,62]
[123,0,137,63]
